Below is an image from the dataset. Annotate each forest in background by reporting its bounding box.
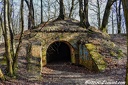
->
[0,0,126,39]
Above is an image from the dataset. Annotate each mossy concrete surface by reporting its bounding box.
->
[86,44,106,71]
[26,41,42,80]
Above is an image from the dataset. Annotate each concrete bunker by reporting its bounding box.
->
[46,41,74,63]
[15,19,124,80]
[28,19,108,72]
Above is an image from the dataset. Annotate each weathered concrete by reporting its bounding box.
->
[26,41,42,80]
[85,44,106,71]
[25,19,107,72]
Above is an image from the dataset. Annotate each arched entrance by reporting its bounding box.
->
[46,41,73,63]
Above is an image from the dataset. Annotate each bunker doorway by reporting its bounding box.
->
[46,41,72,63]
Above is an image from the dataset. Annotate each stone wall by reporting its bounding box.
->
[26,41,42,80]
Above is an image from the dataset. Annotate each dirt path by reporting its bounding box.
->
[42,62,125,85]
[1,62,125,85]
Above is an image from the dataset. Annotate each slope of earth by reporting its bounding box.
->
[110,34,127,55]
[0,34,126,85]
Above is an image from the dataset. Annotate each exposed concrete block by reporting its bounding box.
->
[85,43,106,72]
[26,41,42,80]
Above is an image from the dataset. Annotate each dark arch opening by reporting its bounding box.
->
[46,41,71,63]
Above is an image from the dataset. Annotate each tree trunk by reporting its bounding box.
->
[100,0,116,32]
[79,0,83,26]
[8,3,15,60]
[12,0,24,73]
[41,0,43,23]
[69,0,75,18]
[30,0,35,28]
[57,0,65,20]
[4,0,13,76]
[83,0,90,28]
[112,10,114,34]
[47,0,51,20]
[0,15,4,36]
[24,0,35,29]
[79,0,90,28]
[122,0,128,84]
[97,0,101,28]
[116,0,122,34]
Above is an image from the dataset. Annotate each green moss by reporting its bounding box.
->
[103,32,110,39]
[86,44,96,51]
[102,28,107,33]
[0,56,6,65]
[85,43,106,71]
[111,42,115,47]
[1,60,6,65]
[71,54,75,64]
[118,49,122,53]
[110,50,124,59]
[110,51,117,57]
[97,65,106,71]
[60,34,64,39]
[42,50,46,56]
[42,50,46,66]
[117,50,124,59]
[90,51,106,64]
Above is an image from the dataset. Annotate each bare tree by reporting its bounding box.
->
[79,0,90,28]
[89,0,107,29]
[115,0,122,34]
[100,0,116,32]
[24,0,35,29]
[0,15,3,41]
[0,7,4,42]
[47,0,51,20]
[12,0,24,73]
[69,0,75,18]
[96,0,101,28]
[111,10,115,34]
[41,0,43,23]
[2,0,24,76]
[4,0,13,76]
[57,0,65,20]
[52,1,59,19]
[122,0,128,84]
